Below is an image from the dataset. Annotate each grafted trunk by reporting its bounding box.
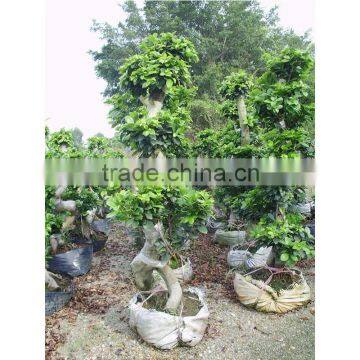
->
[237,96,250,145]
[131,222,183,313]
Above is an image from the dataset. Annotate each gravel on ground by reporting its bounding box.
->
[46,223,315,360]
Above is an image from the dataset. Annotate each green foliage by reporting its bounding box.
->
[219,71,253,100]
[106,92,142,128]
[107,185,213,252]
[45,211,63,239]
[219,99,238,122]
[92,1,313,132]
[261,128,315,158]
[45,186,66,262]
[85,136,124,158]
[119,33,198,98]
[191,121,261,158]
[191,122,240,157]
[45,129,84,158]
[118,108,191,157]
[112,33,198,158]
[232,186,306,221]
[46,129,85,158]
[251,213,314,266]
[252,79,314,130]
[45,211,63,263]
[87,136,109,152]
[108,186,164,227]
[61,187,100,216]
[251,48,314,130]
[263,48,314,82]
[164,85,197,112]
[107,85,196,129]
[91,0,313,99]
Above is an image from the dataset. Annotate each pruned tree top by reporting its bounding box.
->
[219,70,253,100]
[119,33,199,99]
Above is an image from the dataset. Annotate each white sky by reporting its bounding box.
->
[46,0,314,139]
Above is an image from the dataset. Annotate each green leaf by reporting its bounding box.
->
[198,225,208,234]
[280,253,289,262]
[166,78,174,88]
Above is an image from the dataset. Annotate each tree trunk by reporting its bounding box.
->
[131,222,183,313]
[237,96,250,145]
[140,90,165,118]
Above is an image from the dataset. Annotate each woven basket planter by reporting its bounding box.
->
[233,268,311,313]
[129,287,209,350]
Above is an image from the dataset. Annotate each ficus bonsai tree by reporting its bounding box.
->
[192,49,315,267]
[244,48,315,267]
[107,33,213,313]
[45,130,111,247]
[108,185,213,311]
[219,70,253,145]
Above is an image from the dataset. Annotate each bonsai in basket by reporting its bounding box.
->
[106,33,214,348]
[231,49,315,312]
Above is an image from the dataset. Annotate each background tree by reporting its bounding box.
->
[90,0,313,130]
[93,132,105,138]
[71,127,83,148]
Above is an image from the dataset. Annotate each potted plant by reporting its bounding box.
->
[45,185,94,277]
[106,33,213,349]
[45,205,75,315]
[45,270,74,316]
[45,132,97,276]
[231,49,315,313]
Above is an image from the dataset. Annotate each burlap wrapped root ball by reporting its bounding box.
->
[214,229,246,246]
[129,287,209,350]
[227,246,274,269]
[233,269,311,313]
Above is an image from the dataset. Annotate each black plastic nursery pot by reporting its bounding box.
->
[47,245,93,277]
[91,219,110,236]
[45,279,75,316]
[70,233,107,253]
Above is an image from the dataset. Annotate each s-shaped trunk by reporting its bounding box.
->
[130,222,183,313]
[237,96,250,145]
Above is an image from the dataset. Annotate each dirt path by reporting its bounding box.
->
[46,223,315,360]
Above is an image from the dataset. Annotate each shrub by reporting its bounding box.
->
[251,213,314,267]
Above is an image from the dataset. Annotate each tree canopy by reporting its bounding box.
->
[90,0,313,99]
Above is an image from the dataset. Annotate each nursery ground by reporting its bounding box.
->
[45,223,315,360]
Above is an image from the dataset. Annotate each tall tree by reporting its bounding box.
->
[71,127,83,148]
[90,0,313,100]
